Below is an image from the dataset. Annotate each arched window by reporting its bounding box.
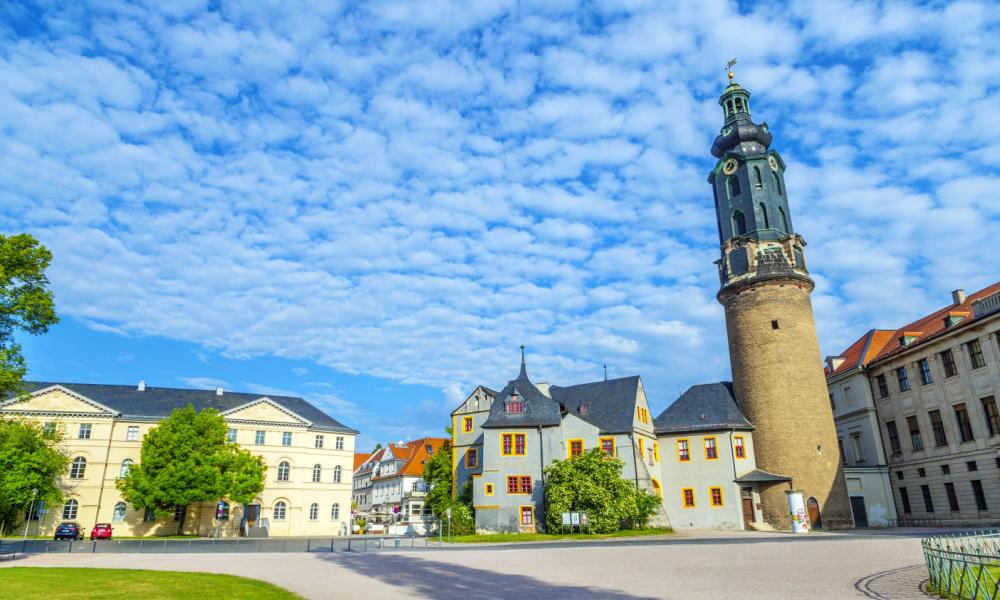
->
[277,461,290,482]
[331,503,340,520]
[759,203,770,229]
[732,210,747,236]
[309,503,319,520]
[753,166,763,189]
[312,464,321,483]
[69,456,87,479]
[112,502,127,522]
[772,171,782,195]
[273,501,287,521]
[120,459,133,479]
[62,499,79,520]
[778,207,789,233]
[734,97,744,112]
[727,175,741,198]
[334,465,342,483]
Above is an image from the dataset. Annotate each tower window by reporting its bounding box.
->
[727,175,741,198]
[732,210,747,236]
[753,166,763,189]
[772,171,782,195]
[759,203,770,229]
[771,320,779,330]
[734,98,744,112]
[778,207,789,233]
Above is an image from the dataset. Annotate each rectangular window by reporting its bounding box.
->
[967,339,985,369]
[899,487,911,514]
[981,396,1000,437]
[929,410,948,447]
[638,437,644,457]
[677,439,690,461]
[282,432,292,447]
[463,416,473,432]
[944,482,960,512]
[520,476,532,494]
[173,505,186,522]
[501,433,527,456]
[255,430,265,445]
[143,507,156,522]
[838,439,847,465]
[226,428,237,443]
[682,488,695,508]
[600,437,615,455]
[335,436,344,450]
[954,404,974,442]
[966,460,977,472]
[851,433,865,462]
[520,506,533,525]
[126,426,139,441]
[568,439,583,458]
[78,423,92,439]
[704,437,718,460]
[940,349,958,377]
[709,487,723,507]
[829,393,836,411]
[918,468,926,478]
[907,415,924,451]
[653,442,660,463]
[466,448,478,468]
[941,465,950,475]
[971,480,988,510]
[918,359,933,385]
[896,471,904,480]
[514,434,525,455]
[42,422,56,436]
[314,435,324,449]
[485,483,494,496]
[885,421,901,455]
[896,367,911,392]
[920,485,934,513]
[734,436,746,459]
[876,374,889,399]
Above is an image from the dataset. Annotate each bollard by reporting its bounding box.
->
[92,541,96,553]
[307,539,311,552]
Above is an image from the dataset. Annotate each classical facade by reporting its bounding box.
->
[709,73,853,529]
[352,438,444,534]
[1,382,357,538]
[866,285,1000,525]
[453,350,665,533]
[826,330,899,527]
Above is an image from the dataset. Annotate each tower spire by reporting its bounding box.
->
[518,345,527,379]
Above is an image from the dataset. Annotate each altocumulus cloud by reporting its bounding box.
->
[0,0,998,409]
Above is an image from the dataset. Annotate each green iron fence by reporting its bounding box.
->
[923,530,1000,599]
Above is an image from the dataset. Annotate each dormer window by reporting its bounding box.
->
[899,332,922,347]
[579,404,590,415]
[505,390,525,414]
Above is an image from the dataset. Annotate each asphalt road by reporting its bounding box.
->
[0,530,933,599]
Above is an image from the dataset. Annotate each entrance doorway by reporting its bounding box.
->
[740,488,754,528]
[850,496,868,528]
[806,497,821,529]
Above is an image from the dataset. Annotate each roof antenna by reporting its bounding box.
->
[603,364,607,381]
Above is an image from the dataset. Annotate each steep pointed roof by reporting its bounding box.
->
[481,350,561,429]
[653,382,752,434]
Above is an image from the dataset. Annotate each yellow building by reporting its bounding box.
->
[0,381,357,538]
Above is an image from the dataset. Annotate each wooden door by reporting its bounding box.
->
[740,489,754,527]
[807,497,821,529]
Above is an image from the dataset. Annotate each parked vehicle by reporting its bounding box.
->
[90,523,113,540]
[53,522,84,540]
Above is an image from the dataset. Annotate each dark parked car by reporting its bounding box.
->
[53,522,84,540]
[90,523,113,540]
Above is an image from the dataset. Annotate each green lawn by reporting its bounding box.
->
[0,567,301,599]
[928,564,999,599]
[445,527,673,543]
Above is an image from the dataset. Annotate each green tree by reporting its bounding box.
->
[422,439,474,535]
[0,419,69,533]
[544,448,660,534]
[117,406,265,531]
[0,234,59,396]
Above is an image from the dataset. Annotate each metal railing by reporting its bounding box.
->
[922,530,1000,599]
[0,533,442,556]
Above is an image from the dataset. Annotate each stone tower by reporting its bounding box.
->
[709,73,854,529]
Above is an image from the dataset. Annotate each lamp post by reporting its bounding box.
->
[22,488,38,552]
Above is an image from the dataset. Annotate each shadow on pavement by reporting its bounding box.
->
[318,552,655,599]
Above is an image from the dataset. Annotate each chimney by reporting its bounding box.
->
[952,289,966,305]
[137,380,146,391]
[215,387,224,396]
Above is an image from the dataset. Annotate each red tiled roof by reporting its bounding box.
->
[353,452,372,470]
[362,437,447,479]
[826,329,895,378]
[871,281,1000,363]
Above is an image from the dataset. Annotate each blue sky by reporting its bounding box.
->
[2,1,998,452]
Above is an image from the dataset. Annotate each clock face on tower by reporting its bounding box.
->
[768,156,779,171]
[722,158,738,175]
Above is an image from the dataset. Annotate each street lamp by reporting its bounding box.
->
[22,489,38,551]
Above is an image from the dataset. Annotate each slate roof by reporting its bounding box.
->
[653,382,753,434]
[8,381,357,434]
[734,469,791,483]
[549,376,642,434]
[481,360,562,429]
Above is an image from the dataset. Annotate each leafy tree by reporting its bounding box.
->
[422,439,474,535]
[544,448,661,534]
[0,234,59,396]
[117,406,265,531]
[0,419,68,533]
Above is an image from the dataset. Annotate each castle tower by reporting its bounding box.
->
[709,73,854,529]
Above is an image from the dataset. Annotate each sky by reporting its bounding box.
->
[2,1,998,452]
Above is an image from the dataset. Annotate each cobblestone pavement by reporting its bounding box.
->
[1,530,933,599]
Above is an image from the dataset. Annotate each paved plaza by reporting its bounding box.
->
[1,530,935,599]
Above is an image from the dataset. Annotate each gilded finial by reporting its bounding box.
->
[726,58,737,83]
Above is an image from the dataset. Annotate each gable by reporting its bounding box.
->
[223,398,310,426]
[0,386,117,416]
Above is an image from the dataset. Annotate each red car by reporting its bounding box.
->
[90,523,113,540]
